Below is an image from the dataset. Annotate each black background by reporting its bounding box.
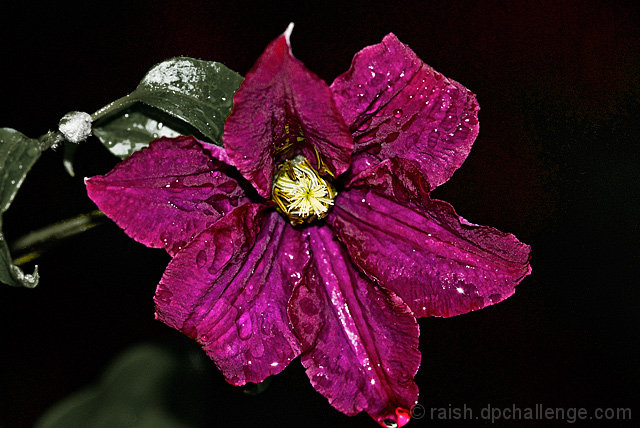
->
[1,1,637,427]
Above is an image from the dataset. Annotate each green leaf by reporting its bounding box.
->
[36,343,215,428]
[133,57,243,143]
[62,141,78,176]
[92,57,243,158]
[0,219,39,288]
[93,108,184,159]
[0,128,42,212]
[0,128,42,287]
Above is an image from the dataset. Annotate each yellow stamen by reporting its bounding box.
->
[272,156,336,225]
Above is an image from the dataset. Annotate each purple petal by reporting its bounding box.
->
[223,28,353,198]
[155,203,308,385]
[288,225,419,427]
[331,33,479,189]
[197,139,233,164]
[86,136,248,256]
[330,159,532,318]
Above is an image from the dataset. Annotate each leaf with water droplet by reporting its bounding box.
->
[0,128,41,287]
[93,107,187,159]
[92,57,243,158]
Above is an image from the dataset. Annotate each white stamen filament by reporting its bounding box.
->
[272,156,336,223]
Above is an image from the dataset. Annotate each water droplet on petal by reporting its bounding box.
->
[196,250,207,268]
[393,109,403,118]
[252,340,265,358]
[299,297,319,316]
[196,201,215,215]
[365,96,384,114]
[358,131,375,143]
[427,131,439,148]
[236,313,253,340]
[385,132,399,143]
[396,408,411,426]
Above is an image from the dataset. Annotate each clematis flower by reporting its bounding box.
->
[86,26,531,427]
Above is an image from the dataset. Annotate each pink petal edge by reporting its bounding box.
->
[86,136,248,256]
[331,33,479,189]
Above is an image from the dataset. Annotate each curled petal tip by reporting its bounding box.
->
[284,22,294,46]
[382,32,399,42]
[224,23,353,195]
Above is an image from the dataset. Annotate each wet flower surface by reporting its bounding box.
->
[87,28,531,427]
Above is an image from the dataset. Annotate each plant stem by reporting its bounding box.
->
[10,211,107,266]
[91,94,135,123]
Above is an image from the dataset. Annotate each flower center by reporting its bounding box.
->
[272,155,336,225]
